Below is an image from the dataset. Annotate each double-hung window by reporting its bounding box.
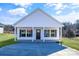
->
[20,30,26,37]
[19,28,33,37]
[27,29,32,37]
[44,29,57,37]
[51,30,57,37]
[44,30,50,37]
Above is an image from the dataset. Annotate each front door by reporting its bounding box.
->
[36,29,41,40]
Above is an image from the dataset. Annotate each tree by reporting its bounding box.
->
[66,29,75,38]
[62,22,73,37]
[75,20,79,30]
[4,25,14,34]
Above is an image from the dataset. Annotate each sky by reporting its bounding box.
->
[0,3,79,25]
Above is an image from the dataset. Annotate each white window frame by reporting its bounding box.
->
[19,29,26,37]
[44,28,57,37]
[51,30,57,37]
[27,28,33,37]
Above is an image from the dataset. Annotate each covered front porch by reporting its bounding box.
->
[14,27,62,41]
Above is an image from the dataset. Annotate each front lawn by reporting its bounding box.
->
[62,37,79,50]
[0,33,16,47]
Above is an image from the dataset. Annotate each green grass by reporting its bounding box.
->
[62,37,79,50]
[0,33,16,47]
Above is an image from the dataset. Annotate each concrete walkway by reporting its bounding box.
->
[49,47,79,56]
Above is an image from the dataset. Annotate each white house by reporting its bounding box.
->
[14,9,63,42]
[0,23,4,33]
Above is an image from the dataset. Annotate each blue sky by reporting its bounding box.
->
[0,3,79,24]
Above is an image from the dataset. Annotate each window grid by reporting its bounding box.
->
[44,29,57,37]
[20,30,26,37]
[44,30,50,37]
[51,30,57,37]
[27,29,32,37]
[19,28,32,37]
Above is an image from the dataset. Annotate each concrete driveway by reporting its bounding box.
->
[0,42,66,56]
[49,46,79,56]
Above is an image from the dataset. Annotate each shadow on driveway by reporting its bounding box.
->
[0,42,66,56]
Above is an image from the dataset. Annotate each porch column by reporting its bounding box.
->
[32,27,34,42]
[42,27,45,42]
[59,27,62,39]
[14,27,17,41]
[61,27,62,39]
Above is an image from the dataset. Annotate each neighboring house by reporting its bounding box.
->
[0,23,4,33]
[14,9,63,42]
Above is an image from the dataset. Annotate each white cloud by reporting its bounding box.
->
[45,3,55,7]
[54,4,63,10]
[13,3,32,8]
[45,3,79,10]
[53,11,79,23]
[8,8,27,16]
[56,10,62,14]
[45,3,68,15]
[0,16,20,25]
[45,3,68,10]
[71,3,79,9]
[71,3,79,5]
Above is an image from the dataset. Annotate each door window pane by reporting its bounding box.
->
[20,30,26,37]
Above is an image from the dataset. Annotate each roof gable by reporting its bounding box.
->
[14,9,63,27]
